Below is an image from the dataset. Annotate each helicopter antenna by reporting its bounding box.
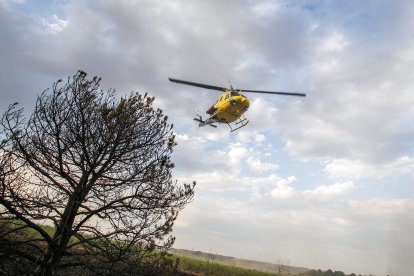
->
[228,81,233,90]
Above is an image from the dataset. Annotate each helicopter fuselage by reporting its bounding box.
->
[207,90,250,123]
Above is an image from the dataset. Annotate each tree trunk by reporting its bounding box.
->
[33,189,85,275]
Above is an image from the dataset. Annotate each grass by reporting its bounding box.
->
[0,218,54,237]
[0,218,84,244]
[175,255,278,276]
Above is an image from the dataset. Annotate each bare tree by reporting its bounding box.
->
[0,71,195,275]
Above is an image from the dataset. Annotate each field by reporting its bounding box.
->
[171,248,310,275]
[175,254,278,275]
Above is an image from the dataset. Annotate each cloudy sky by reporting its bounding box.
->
[1,0,414,275]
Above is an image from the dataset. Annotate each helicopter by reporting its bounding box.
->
[169,78,306,132]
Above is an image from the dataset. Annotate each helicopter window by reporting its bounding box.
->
[231,91,246,97]
[225,94,230,100]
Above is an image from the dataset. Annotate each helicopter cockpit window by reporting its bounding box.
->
[231,91,245,97]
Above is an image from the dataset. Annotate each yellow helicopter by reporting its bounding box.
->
[169,78,306,132]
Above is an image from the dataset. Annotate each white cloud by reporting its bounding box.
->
[303,181,355,201]
[270,175,297,199]
[39,14,68,33]
[321,32,348,52]
[246,156,279,173]
[348,198,414,217]
[235,130,255,143]
[255,134,266,142]
[324,159,372,180]
[235,131,266,144]
[251,2,279,17]
[227,142,249,167]
[247,98,280,131]
[324,157,414,180]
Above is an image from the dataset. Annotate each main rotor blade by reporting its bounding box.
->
[240,89,306,97]
[169,78,227,92]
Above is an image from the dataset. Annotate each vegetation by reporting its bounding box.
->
[173,255,362,276]
[0,71,195,275]
[175,255,277,276]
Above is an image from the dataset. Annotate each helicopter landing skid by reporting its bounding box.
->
[228,116,249,132]
[193,116,217,128]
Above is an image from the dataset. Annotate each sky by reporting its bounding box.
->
[1,0,414,275]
